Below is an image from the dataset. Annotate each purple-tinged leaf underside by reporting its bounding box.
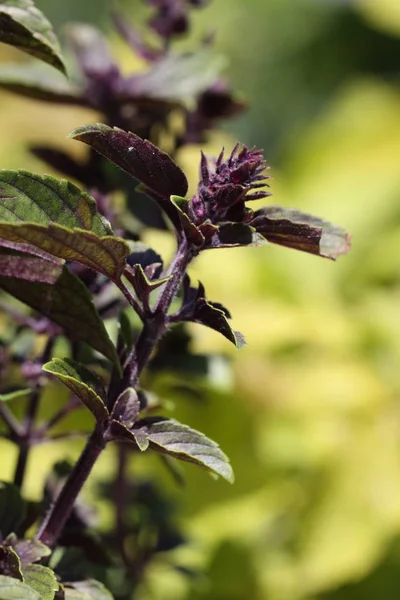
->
[69,124,189,201]
[4,535,50,567]
[251,206,351,260]
[0,222,130,282]
[0,247,63,283]
[0,170,112,235]
[0,574,41,599]
[0,64,83,104]
[0,0,66,74]
[65,23,119,80]
[64,579,113,600]
[0,265,119,367]
[43,358,108,422]
[135,418,234,483]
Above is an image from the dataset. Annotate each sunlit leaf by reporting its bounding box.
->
[0,574,41,600]
[0,0,66,74]
[4,536,50,567]
[22,565,59,600]
[136,418,234,483]
[43,358,108,422]
[0,170,112,235]
[70,124,188,201]
[0,223,130,282]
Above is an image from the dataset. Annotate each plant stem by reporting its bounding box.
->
[0,403,23,439]
[35,424,106,548]
[13,339,54,489]
[35,241,194,548]
[13,388,40,488]
[125,239,193,387]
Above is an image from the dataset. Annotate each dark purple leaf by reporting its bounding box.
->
[207,222,268,249]
[65,24,119,83]
[69,123,188,201]
[251,205,351,260]
[107,420,149,451]
[112,387,140,429]
[0,545,22,579]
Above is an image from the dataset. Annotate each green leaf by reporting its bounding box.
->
[0,64,82,103]
[0,170,112,236]
[0,483,26,538]
[65,579,113,600]
[136,418,234,483]
[0,574,41,600]
[0,223,130,282]
[43,358,108,422]
[0,389,31,402]
[0,265,119,368]
[0,0,66,74]
[22,565,58,600]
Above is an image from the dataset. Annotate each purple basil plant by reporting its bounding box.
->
[0,1,350,598]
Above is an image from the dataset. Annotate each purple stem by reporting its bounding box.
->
[35,424,106,548]
[35,240,194,548]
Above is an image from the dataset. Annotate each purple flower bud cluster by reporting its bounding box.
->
[189,144,272,227]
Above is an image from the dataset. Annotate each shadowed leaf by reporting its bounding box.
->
[0,546,22,579]
[136,418,234,483]
[0,247,63,284]
[0,64,82,103]
[0,0,66,73]
[209,222,268,248]
[22,564,59,600]
[251,205,351,259]
[0,483,26,538]
[112,387,140,428]
[0,574,41,600]
[107,420,149,451]
[70,124,188,201]
[0,170,112,235]
[0,265,119,367]
[43,358,108,422]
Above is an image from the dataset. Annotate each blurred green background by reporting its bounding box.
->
[3,0,400,598]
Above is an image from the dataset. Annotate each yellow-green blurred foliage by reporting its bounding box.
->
[2,0,400,598]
